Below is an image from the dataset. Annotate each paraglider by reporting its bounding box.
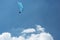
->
[17,1,23,13]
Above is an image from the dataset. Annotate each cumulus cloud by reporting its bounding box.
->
[21,28,35,33]
[36,25,45,32]
[0,25,54,40]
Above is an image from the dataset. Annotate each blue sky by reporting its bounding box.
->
[0,0,60,40]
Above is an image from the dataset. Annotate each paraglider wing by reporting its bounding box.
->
[17,2,23,13]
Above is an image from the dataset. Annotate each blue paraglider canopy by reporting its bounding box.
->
[17,1,23,13]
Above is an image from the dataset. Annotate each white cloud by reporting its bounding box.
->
[0,25,54,40]
[0,32,11,40]
[36,25,45,32]
[21,28,36,33]
[39,32,54,40]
